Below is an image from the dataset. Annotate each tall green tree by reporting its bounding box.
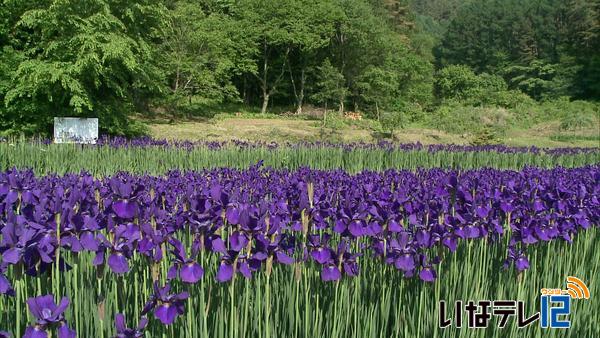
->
[356,65,397,121]
[160,1,255,106]
[1,0,166,136]
[285,0,340,114]
[435,0,600,100]
[240,0,336,113]
[312,59,348,114]
[565,0,600,99]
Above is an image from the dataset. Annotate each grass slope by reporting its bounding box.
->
[143,115,599,148]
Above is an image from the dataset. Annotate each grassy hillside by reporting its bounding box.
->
[143,114,599,148]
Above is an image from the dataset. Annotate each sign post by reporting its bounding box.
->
[53,117,99,144]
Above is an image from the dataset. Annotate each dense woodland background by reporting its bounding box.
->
[0,0,598,140]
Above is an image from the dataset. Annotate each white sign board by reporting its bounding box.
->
[53,117,99,144]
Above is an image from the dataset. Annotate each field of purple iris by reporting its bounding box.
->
[0,161,598,337]
[75,136,600,155]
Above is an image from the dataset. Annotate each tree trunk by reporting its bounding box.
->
[338,99,344,115]
[260,41,269,114]
[255,42,289,115]
[295,69,306,115]
[174,65,180,93]
[376,101,380,122]
[261,92,270,114]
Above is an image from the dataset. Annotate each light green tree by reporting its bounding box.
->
[160,1,256,107]
[312,59,348,120]
[3,0,166,136]
[356,65,397,122]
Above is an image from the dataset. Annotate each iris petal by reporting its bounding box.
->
[216,263,233,282]
[108,253,130,274]
[180,262,203,283]
[112,200,137,219]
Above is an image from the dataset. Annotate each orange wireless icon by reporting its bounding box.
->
[563,276,590,300]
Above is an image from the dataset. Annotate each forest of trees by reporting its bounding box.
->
[0,0,598,136]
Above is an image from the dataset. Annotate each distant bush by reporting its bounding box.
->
[470,126,500,145]
[427,103,514,135]
[434,65,534,109]
[560,113,595,131]
[435,65,483,102]
[514,98,600,128]
[482,90,535,109]
[391,101,426,124]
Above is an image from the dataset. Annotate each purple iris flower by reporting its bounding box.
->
[226,204,265,234]
[0,223,55,276]
[333,205,371,238]
[167,238,204,284]
[228,231,249,252]
[321,264,341,281]
[0,266,14,296]
[441,235,458,252]
[415,229,433,247]
[0,164,598,294]
[216,251,261,282]
[109,178,145,219]
[142,282,189,325]
[254,234,295,265]
[0,172,23,207]
[93,224,140,274]
[394,253,416,272]
[24,295,76,338]
[216,261,235,282]
[60,213,100,252]
[138,223,170,262]
[387,219,403,233]
[113,313,148,338]
[203,234,227,254]
[515,256,530,271]
[504,245,530,272]
[319,241,360,281]
[419,267,437,282]
[307,234,332,264]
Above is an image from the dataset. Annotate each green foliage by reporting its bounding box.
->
[549,134,600,142]
[470,126,500,146]
[503,59,580,101]
[435,0,600,101]
[435,65,482,102]
[0,0,598,137]
[411,0,462,26]
[434,65,532,108]
[427,104,514,135]
[483,90,535,110]
[356,65,398,120]
[311,59,348,112]
[379,110,404,136]
[321,111,346,129]
[0,0,166,136]
[560,113,596,131]
[2,140,599,176]
[424,97,600,138]
[160,1,254,106]
[237,0,342,113]
[514,99,600,129]
[378,101,425,136]
[212,112,317,121]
